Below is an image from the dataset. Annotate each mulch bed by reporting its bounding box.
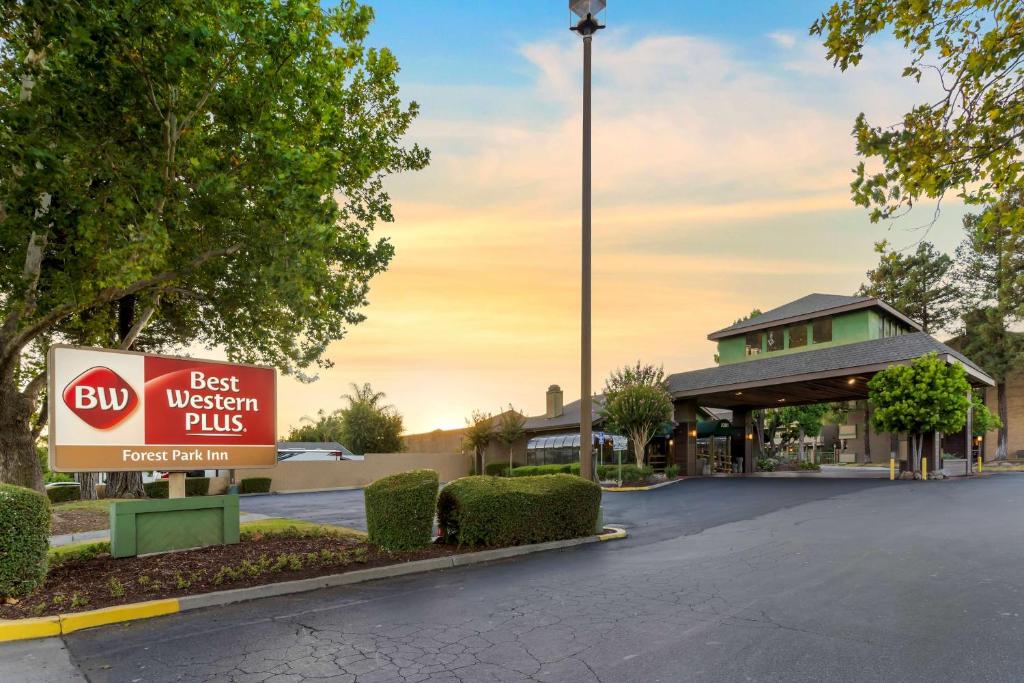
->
[1,531,465,620]
[50,508,110,536]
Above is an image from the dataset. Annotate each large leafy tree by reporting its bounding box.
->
[812,1,1024,220]
[336,383,404,455]
[0,1,428,489]
[868,353,971,475]
[955,194,1024,457]
[600,363,673,469]
[286,410,345,444]
[858,240,957,333]
[754,404,831,462]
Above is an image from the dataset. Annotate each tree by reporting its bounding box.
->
[955,194,1024,457]
[462,411,492,475]
[0,1,428,489]
[286,410,345,444]
[812,1,1024,221]
[971,393,1003,439]
[754,404,830,462]
[336,383,404,455]
[601,363,673,468]
[493,406,526,474]
[868,353,971,476]
[858,240,957,333]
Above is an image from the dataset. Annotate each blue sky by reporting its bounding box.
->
[276,1,971,434]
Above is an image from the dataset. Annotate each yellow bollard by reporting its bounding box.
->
[890,458,895,481]
[922,458,928,481]
[978,456,983,473]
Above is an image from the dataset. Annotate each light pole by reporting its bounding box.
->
[570,1,604,481]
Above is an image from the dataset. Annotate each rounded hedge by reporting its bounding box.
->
[239,477,272,494]
[437,474,601,547]
[45,483,82,504]
[0,484,51,598]
[364,469,439,550]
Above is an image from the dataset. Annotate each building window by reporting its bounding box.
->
[812,317,832,343]
[788,324,807,348]
[745,332,762,356]
[766,327,784,352]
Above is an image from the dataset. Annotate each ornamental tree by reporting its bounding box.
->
[868,353,971,474]
[0,0,428,489]
[493,405,526,474]
[601,363,674,469]
[462,410,493,476]
[812,1,1024,220]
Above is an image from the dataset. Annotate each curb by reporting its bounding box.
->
[0,528,627,642]
[604,477,688,492]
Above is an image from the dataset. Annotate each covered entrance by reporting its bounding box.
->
[664,334,994,477]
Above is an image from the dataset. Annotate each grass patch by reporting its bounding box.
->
[239,518,366,539]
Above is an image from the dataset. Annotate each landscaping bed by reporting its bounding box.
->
[50,499,115,536]
[0,525,465,619]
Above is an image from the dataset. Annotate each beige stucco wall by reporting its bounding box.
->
[238,452,472,493]
[986,369,1023,460]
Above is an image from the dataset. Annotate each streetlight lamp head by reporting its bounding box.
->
[570,0,605,36]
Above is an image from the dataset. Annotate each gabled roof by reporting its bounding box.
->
[522,395,606,433]
[707,293,922,340]
[668,332,993,398]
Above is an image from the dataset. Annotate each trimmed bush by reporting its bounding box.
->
[143,477,212,499]
[597,464,653,483]
[364,469,439,550]
[484,462,511,477]
[509,463,574,477]
[437,474,601,547]
[797,461,821,471]
[0,484,51,597]
[46,483,82,503]
[664,464,680,479]
[239,477,272,494]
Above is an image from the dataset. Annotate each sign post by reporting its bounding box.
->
[48,345,277,556]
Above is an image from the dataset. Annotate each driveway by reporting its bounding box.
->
[241,489,369,531]
[12,475,1024,682]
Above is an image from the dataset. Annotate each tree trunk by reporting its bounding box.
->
[106,471,145,498]
[0,379,43,490]
[76,472,100,500]
[997,381,1008,459]
[632,433,646,468]
[798,428,806,461]
[863,402,872,464]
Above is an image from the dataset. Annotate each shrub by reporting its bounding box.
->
[484,462,510,477]
[596,464,653,483]
[437,474,601,547]
[757,457,778,472]
[364,469,439,550]
[664,464,680,479]
[46,483,82,503]
[143,477,212,498]
[239,478,272,494]
[0,484,51,597]
[509,463,574,477]
[798,461,821,471]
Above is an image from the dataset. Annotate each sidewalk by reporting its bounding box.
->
[49,512,276,547]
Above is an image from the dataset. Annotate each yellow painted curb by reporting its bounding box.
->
[598,526,628,541]
[604,485,652,492]
[0,616,62,642]
[59,598,179,634]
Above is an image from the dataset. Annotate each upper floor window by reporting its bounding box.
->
[745,332,762,356]
[788,324,807,348]
[766,327,784,352]
[812,317,832,344]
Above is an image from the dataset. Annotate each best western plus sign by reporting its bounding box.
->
[49,345,277,472]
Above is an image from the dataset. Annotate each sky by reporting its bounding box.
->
[275,1,971,436]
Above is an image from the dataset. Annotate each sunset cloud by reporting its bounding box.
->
[275,27,968,436]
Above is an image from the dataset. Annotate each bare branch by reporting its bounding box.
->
[119,297,159,350]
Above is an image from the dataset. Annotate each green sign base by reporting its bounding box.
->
[109,494,240,558]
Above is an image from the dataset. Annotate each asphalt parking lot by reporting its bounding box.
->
[14,474,1013,682]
